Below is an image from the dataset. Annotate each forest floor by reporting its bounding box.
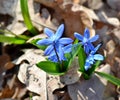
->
[0,0,120,100]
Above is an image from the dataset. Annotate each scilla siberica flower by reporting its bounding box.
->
[48,44,72,62]
[37,24,73,62]
[74,28,99,54]
[85,44,104,71]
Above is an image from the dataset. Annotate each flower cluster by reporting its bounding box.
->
[36,24,120,87]
[74,28,104,71]
[37,24,73,62]
[84,44,104,70]
[74,28,99,54]
[37,24,104,71]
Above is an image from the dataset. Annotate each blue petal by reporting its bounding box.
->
[48,54,58,62]
[85,62,91,71]
[94,54,104,60]
[44,45,54,55]
[82,37,88,44]
[84,28,90,39]
[86,55,94,64]
[74,32,83,41]
[88,58,95,64]
[84,45,89,54]
[58,45,64,61]
[91,44,101,54]
[37,39,53,45]
[44,28,54,37]
[55,24,64,40]
[49,50,55,56]
[59,38,73,45]
[63,44,72,53]
[88,42,94,51]
[89,35,99,42]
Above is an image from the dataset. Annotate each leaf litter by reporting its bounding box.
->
[0,0,120,100]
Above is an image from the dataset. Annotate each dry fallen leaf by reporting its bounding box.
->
[87,0,103,10]
[107,0,120,11]
[17,49,47,99]
[34,0,95,39]
[18,63,46,97]
[53,3,95,39]
[0,54,10,70]
[60,57,81,85]
[0,85,15,99]
[68,64,111,100]
[97,11,120,27]
[0,0,17,17]
[47,75,64,100]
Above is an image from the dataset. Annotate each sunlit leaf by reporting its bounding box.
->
[0,35,26,44]
[0,29,30,40]
[17,34,30,40]
[73,39,79,44]
[66,44,82,69]
[36,61,65,75]
[20,0,38,35]
[78,46,86,72]
[95,71,120,86]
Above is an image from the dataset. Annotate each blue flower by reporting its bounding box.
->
[84,44,104,71]
[37,24,73,62]
[74,28,99,54]
[48,44,72,62]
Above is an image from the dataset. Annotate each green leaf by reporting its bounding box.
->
[61,60,69,72]
[30,39,47,50]
[66,44,82,69]
[78,46,86,72]
[82,73,90,80]
[0,35,26,44]
[17,34,30,40]
[73,39,79,44]
[0,29,30,40]
[95,71,120,86]
[20,0,38,35]
[36,61,65,75]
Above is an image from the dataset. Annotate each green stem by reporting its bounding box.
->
[54,45,63,71]
[0,29,30,40]
[20,0,38,35]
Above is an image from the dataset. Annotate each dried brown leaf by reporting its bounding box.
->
[17,49,47,99]
[0,85,15,99]
[68,64,111,100]
[0,54,11,75]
